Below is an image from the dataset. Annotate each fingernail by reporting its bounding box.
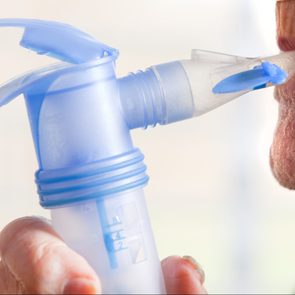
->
[63,278,99,294]
[182,255,205,284]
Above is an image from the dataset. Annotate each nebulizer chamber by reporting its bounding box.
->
[0,19,291,294]
[31,60,165,294]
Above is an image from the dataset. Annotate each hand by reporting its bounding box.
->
[270,0,295,188]
[0,217,207,294]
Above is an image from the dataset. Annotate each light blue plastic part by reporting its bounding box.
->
[212,61,287,94]
[0,18,118,63]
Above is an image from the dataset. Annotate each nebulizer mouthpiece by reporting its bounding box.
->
[119,49,291,129]
[181,50,289,115]
[0,18,292,294]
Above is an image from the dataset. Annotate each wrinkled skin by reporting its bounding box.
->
[270,0,295,188]
[0,1,294,294]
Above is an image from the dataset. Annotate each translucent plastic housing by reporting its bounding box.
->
[22,55,165,294]
[51,189,165,294]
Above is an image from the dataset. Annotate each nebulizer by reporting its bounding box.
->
[0,19,293,294]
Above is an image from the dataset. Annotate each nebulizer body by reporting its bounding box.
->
[0,19,293,294]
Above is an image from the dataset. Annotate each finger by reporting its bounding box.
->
[0,260,26,294]
[0,217,101,294]
[270,0,295,189]
[161,256,207,295]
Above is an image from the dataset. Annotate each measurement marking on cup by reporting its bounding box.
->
[97,200,147,269]
[105,225,128,253]
[107,215,122,227]
[96,201,122,268]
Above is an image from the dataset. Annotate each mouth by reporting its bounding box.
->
[270,0,295,189]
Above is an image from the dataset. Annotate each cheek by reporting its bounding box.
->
[270,104,295,189]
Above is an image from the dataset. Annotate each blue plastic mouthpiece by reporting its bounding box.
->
[212,61,288,94]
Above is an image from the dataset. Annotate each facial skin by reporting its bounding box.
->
[270,0,295,189]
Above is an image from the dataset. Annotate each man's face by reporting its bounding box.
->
[270,0,295,189]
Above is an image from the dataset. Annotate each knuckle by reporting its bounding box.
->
[0,217,65,294]
[0,261,26,294]
[0,217,37,257]
[0,216,53,258]
[25,241,67,294]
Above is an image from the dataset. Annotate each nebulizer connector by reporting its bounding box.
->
[0,18,292,294]
[120,49,292,129]
[119,61,195,128]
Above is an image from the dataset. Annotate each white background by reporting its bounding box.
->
[0,0,294,293]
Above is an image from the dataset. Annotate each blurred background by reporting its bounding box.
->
[0,0,294,293]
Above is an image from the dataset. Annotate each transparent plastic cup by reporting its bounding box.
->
[51,189,165,294]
